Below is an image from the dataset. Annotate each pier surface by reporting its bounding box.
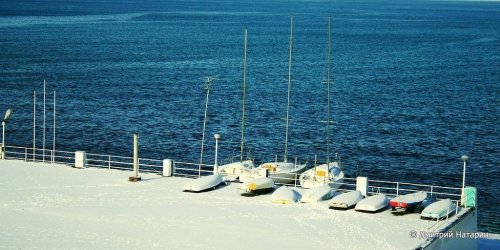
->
[0,160,480,249]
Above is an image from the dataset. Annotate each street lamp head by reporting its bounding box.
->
[461,155,469,162]
[214,133,221,140]
[3,108,12,122]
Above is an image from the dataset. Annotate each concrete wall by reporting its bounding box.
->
[422,208,478,250]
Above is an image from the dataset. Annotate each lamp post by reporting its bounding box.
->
[129,133,141,182]
[461,155,469,207]
[213,133,221,175]
[2,108,13,159]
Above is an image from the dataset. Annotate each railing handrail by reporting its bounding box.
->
[3,145,463,199]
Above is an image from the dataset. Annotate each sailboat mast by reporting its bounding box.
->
[326,17,332,165]
[240,28,248,162]
[284,15,293,163]
[199,77,212,176]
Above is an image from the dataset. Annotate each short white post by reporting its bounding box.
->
[356,176,369,196]
[75,151,87,169]
[129,133,141,182]
[163,159,175,177]
[213,133,221,175]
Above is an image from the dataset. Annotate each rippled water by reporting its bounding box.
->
[0,0,498,233]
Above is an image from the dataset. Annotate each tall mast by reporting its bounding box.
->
[240,27,248,162]
[199,77,212,176]
[284,15,293,163]
[326,17,332,165]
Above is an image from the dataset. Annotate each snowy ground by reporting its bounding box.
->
[0,160,494,249]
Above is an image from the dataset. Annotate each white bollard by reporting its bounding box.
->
[75,151,87,169]
[356,176,369,197]
[163,159,175,177]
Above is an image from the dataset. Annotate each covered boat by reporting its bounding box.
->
[271,186,300,204]
[299,162,344,189]
[182,174,223,192]
[355,193,389,212]
[421,198,457,219]
[390,191,428,210]
[329,190,364,209]
[239,162,306,185]
[240,177,275,195]
[301,185,335,203]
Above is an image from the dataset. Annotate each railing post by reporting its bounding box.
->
[108,155,111,170]
[430,185,433,197]
[396,182,399,196]
[24,148,27,162]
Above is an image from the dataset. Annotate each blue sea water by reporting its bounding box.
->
[0,0,498,233]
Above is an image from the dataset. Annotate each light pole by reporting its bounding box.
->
[461,155,469,207]
[214,133,221,175]
[2,108,13,159]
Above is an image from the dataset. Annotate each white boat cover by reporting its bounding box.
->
[421,199,457,219]
[182,174,223,192]
[355,193,389,212]
[271,186,300,204]
[301,185,334,203]
[240,177,274,193]
[329,190,364,209]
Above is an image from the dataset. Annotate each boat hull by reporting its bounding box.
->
[299,163,344,189]
[218,160,254,181]
[329,190,364,209]
[390,191,428,210]
[421,199,457,219]
[240,177,275,195]
[182,175,223,192]
[271,186,300,204]
[355,194,389,212]
[301,185,334,203]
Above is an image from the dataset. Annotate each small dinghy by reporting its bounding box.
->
[329,190,364,209]
[271,186,300,204]
[240,177,275,195]
[355,193,389,212]
[301,185,334,203]
[390,191,428,211]
[421,199,457,219]
[182,174,223,192]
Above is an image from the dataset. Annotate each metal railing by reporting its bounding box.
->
[3,145,464,203]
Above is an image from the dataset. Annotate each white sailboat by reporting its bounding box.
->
[238,16,307,185]
[299,17,344,189]
[218,28,255,181]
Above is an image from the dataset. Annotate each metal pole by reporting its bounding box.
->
[133,133,139,178]
[1,121,5,159]
[199,77,212,177]
[33,90,36,161]
[43,80,46,162]
[326,17,332,165]
[284,15,293,163]
[240,28,248,162]
[461,155,469,206]
[53,91,56,163]
[214,134,221,174]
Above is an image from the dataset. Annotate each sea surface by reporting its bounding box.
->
[0,0,498,233]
